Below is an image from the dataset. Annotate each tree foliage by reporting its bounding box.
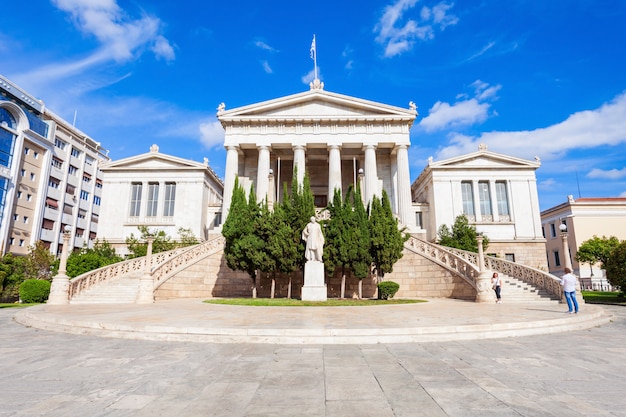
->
[575,235,620,270]
[369,190,408,282]
[437,214,489,252]
[25,240,57,281]
[0,253,28,301]
[125,225,197,258]
[66,239,123,278]
[605,240,626,294]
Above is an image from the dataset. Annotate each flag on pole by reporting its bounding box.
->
[310,35,316,60]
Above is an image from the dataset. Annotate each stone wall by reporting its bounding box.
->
[486,241,548,271]
[155,248,476,301]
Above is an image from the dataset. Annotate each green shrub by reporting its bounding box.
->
[19,279,51,303]
[377,281,400,300]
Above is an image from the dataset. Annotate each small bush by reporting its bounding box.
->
[377,281,400,300]
[19,279,51,303]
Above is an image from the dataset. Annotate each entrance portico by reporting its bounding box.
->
[218,81,418,227]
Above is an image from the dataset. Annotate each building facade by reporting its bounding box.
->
[0,74,109,256]
[217,80,418,230]
[541,196,626,289]
[97,145,223,255]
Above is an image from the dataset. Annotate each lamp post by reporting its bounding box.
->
[48,225,72,305]
[559,223,573,271]
[136,236,155,304]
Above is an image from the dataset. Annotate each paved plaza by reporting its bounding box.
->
[1,301,626,416]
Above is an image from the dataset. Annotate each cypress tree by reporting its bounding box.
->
[323,188,350,298]
[369,190,408,284]
[350,184,372,298]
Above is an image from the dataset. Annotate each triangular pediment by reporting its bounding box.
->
[431,149,540,170]
[218,89,416,121]
[101,150,207,171]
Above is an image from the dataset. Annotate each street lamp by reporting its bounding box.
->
[559,222,573,271]
[48,225,73,305]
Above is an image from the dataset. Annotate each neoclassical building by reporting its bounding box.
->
[97,145,223,255]
[217,79,418,230]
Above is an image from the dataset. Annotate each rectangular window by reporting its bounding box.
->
[54,138,67,150]
[147,182,159,217]
[17,191,22,199]
[85,155,94,166]
[554,251,561,267]
[71,147,81,158]
[95,179,103,189]
[550,223,556,238]
[415,212,423,228]
[542,226,545,238]
[163,182,176,216]
[78,209,86,219]
[82,174,91,183]
[495,181,510,217]
[51,157,63,169]
[24,147,30,155]
[129,183,142,217]
[42,219,54,230]
[45,198,58,209]
[505,253,515,262]
[478,181,492,217]
[23,216,28,224]
[30,172,35,181]
[80,190,89,201]
[63,204,73,215]
[93,196,101,206]
[461,181,475,217]
[66,184,76,196]
[68,165,78,175]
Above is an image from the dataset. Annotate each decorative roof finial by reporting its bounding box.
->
[217,102,225,114]
[478,143,488,151]
[150,144,159,153]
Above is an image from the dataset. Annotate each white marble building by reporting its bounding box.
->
[97,145,223,254]
[411,144,547,268]
[217,80,418,229]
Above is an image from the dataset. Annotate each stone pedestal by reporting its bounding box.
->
[301,260,327,301]
[475,270,495,303]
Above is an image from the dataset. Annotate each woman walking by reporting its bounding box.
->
[560,267,579,313]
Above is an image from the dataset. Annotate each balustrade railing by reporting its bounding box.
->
[405,236,480,289]
[441,245,562,299]
[68,242,206,298]
[152,237,225,289]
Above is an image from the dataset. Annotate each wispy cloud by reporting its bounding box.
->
[261,60,273,74]
[255,40,277,52]
[434,91,626,161]
[374,0,458,58]
[419,80,501,132]
[199,119,225,149]
[588,167,626,179]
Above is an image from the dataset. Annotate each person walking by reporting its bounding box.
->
[491,272,502,304]
[560,267,579,314]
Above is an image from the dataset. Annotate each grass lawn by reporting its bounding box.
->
[582,291,626,305]
[0,303,38,309]
[205,298,425,307]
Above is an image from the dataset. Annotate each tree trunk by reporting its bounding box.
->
[271,273,276,299]
[287,276,292,299]
[340,266,346,299]
[358,279,363,299]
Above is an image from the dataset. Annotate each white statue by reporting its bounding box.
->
[302,216,324,262]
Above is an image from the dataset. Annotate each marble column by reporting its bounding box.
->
[222,145,240,223]
[328,144,342,200]
[256,145,271,203]
[363,144,378,205]
[394,144,412,226]
[293,144,306,187]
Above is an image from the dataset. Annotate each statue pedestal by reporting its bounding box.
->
[301,260,327,301]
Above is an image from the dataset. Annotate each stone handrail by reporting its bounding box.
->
[68,244,203,299]
[443,246,562,299]
[152,236,226,289]
[404,236,480,289]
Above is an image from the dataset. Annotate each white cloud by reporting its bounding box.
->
[255,40,277,52]
[261,60,273,74]
[52,0,174,62]
[588,167,626,179]
[433,91,626,162]
[419,80,500,132]
[199,120,225,149]
[374,0,458,58]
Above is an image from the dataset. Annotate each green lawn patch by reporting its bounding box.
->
[582,291,626,305]
[204,298,425,307]
[0,303,38,309]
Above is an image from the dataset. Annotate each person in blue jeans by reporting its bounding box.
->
[560,267,579,313]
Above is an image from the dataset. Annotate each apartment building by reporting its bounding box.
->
[541,195,626,289]
[0,74,109,256]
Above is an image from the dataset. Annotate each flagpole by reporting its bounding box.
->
[313,34,317,80]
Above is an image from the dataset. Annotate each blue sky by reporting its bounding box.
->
[2,0,625,211]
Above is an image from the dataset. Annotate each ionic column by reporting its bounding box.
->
[394,144,413,226]
[328,144,342,199]
[256,145,271,203]
[472,180,482,221]
[222,145,240,222]
[363,144,378,205]
[293,144,306,187]
[489,181,499,222]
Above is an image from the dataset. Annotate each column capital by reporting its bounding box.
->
[362,144,377,151]
[293,144,307,151]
